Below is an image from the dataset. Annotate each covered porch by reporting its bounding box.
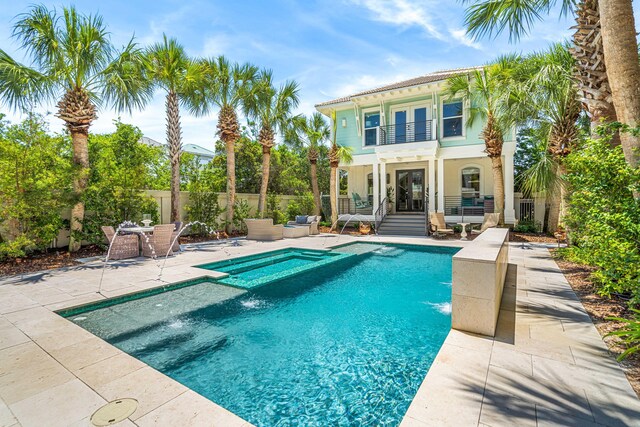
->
[336,143,516,226]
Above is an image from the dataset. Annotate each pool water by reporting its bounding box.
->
[67,243,457,426]
[196,248,353,289]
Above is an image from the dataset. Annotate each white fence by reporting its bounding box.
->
[45,191,298,249]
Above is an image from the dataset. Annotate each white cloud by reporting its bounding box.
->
[350,0,442,39]
[449,28,483,50]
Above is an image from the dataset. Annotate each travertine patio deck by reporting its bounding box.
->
[0,235,638,426]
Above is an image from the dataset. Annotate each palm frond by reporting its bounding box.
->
[462,0,575,42]
[0,50,50,110]
[101,38,152,114]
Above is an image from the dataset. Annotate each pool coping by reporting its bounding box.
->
[1,234,637,426]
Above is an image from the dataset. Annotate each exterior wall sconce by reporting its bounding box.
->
[341,118,347,128]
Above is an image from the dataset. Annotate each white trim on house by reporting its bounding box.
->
[439,97,466,141]
[459,163,485,196]
[361,106,380,149]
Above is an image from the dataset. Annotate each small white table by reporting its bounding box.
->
[457,223,469,241]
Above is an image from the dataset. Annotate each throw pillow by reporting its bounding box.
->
[295,215,308,224]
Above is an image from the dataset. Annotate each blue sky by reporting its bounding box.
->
[1,0,629,151]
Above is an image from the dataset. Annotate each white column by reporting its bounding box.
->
[380,161,387,207]
[372,161,380,209]
[428,158,436,213]
[437,158,445,213]
[504,152,516,224]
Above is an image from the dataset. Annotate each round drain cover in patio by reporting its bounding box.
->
[90,398,138,426]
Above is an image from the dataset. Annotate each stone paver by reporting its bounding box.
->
[0,235,638,426]
[401,243,640,426]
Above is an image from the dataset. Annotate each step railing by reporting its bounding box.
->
[374,197,388,235]
[425,193,430,236]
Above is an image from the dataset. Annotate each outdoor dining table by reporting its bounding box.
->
[122,226,155,255]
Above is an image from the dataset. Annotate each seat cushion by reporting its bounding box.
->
[295,215,308,224]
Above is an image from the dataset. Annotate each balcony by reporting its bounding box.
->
[378,120,436,145]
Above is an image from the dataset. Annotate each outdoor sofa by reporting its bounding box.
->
[245,219,284,241]
[286,215,320,235]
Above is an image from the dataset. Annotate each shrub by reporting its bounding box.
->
[233,199,252,233]
[514,220,540,233]
[286,192,315,220]
[266,194,286,225]
[607,309,640,360]
[79,122,161,245]
[183,155,224,235]
[563,135,640,303]
[0,114,71,258]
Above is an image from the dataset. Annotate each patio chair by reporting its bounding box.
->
[101,226,139,260]
[429,212,454,234]
[172,221,182,252]
[245,219,284,241]
[286,215,320,235]
[352,193,372,209]
[141,224,175,258]
[471,213,501,234]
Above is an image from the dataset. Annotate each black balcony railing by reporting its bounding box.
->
[379,120,434,145]
[444,195,494,216]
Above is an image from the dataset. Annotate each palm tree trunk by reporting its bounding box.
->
[69,130,89,252]
[547,189,561,233]
[258,145,271,216]
[310,160,321,216]
[599,0,640,169]
[490,156,505,222]
[330,165,337,229]
[225,139,235,233]
[572,0,619,145]
[166,90,182,222]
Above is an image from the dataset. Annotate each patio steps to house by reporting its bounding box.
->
[377,214,426,236]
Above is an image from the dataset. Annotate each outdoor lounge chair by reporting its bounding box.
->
[142,224,175,258]
[352,193,372,209]
[102,226,140,260]
[245,219,284,241]
[471,213,501,234]
[429,212,454,234]
[286,215,320,235]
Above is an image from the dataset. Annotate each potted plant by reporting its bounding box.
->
[386,186,395,212]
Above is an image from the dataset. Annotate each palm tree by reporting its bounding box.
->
[446,64,515,221]
[599,0,640,169]
[245,70,299,216]
[200,57,258,233]
[509,44,582,231]
[329,110,353,229]
[144,35,205,222]
[571,0,618,139]
[462,0,640,169]
[289,113,330,216]
[0,5,151,251]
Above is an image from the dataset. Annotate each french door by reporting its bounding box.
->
[390,105,432,144]
[396,169,425,212]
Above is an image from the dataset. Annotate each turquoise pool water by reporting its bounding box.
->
[196,248,353,289]
[66,243,457,426]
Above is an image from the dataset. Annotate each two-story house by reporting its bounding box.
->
[315,67,516,235]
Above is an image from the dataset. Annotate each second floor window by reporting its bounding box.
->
[442,101,463,138]
[364,111,380,146]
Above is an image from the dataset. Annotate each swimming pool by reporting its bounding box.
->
[64,243,458,426]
